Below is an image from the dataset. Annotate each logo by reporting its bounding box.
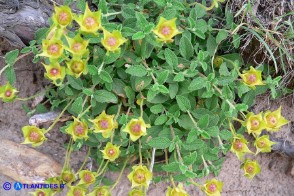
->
[14,182,22,191]
[2,182,11,190]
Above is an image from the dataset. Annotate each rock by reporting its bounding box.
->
[0,139,61,184]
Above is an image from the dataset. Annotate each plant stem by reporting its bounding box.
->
[103,11,122,17]
[187,110,200,129]
[111,158,129,190]
[97,160,109,176]
[97,159,105,174]
[140,98,144,118]
[45,98,74,133]
[149,148,156,172]
[16,90,46,101]
[0,64,9,76]
[62,138,73,171]
[76,147,91,174]
[139,139,143,165]
[78,105,91,119]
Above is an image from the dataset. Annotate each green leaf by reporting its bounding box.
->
[150,104,164,114]
[67,76,83,90]
[207,35,217,56]
[183,151,197,165]
[126,65,147,77]
[98,0,108,13]
[124,86,135,105]
[157,70,169,84]
[148,137,171,149]
[132,31,145,40]
[70,97,83,115]
[4,66,16,84]
[162,162,180,172]
[87,64,98,75]
[169,83,178,99]
[173,72,185,82]
[176,95,191,112]
[82,88,93,96]
[216,30,228,44]
[198,114,209,129]
[135,12,148,29]
[179,36,193,59]
[154,115,168,125]
[94,90,118,103]
[188,77,207,91]
[158,84,169,94]
[219,63,230,76]
[164,48,178,67]
[5,49,19,65]
[100,70,113,83]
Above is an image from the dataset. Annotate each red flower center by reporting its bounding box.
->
[246,165,254,173]
[268,116,277,126]
[107,148,115,156]
[29,131,41,142]
[73,189,83,196]
[37,191,46,196]
[73,42,82,52]
[62,173,72,182]
[161,26,171,36]
[247,74,257,84]
[5,90,12,97]
[107,37,117,47]
[257,140,266,148]
[134,169,146,184]
[99,120,109,129]
[83,173,93,183]
[50,68,59,76]
[97,191,106,196]
[58,11,69,24]
[251,119,260,129]
[208,183,217,193]
[233,139,243,151]
[74,124,85,135]
[48,44,60,55]
[84,17,96,28]
[131,123,141,135]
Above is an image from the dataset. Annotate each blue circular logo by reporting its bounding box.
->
[2,182,11,190]
[13,182,22,191]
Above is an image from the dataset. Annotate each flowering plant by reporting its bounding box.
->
[0,0,290,195]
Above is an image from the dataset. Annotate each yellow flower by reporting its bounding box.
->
[201,178,223,196]
[43,62,66,86]
[240,66,264,89]
[101,29,127,53]
[230,134,253,160]
[38,37,64,59]
[123,118,151,141]
[90,111,118,138]
[0,82,18,102]
[264,107,289,132]
[78,170,97,186]
[213,56,223,68]
[254,135,276,154]
[242,159,261,179]
[52,5,73,27]
[65,34,89,56]
[152,17,181,43]
[128,189,146,196]
[166,183,189,196]
[88,186,111,196]
[66,58,88,78]
[22,126,47,147]
[66,117,89,141]
[61,169,76,184]
[67,186,87,196]
[242,112,266,137]
[101,142,121,162]
[30,189,54,196]
[127,165,152,188]
[75,4,102,34]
